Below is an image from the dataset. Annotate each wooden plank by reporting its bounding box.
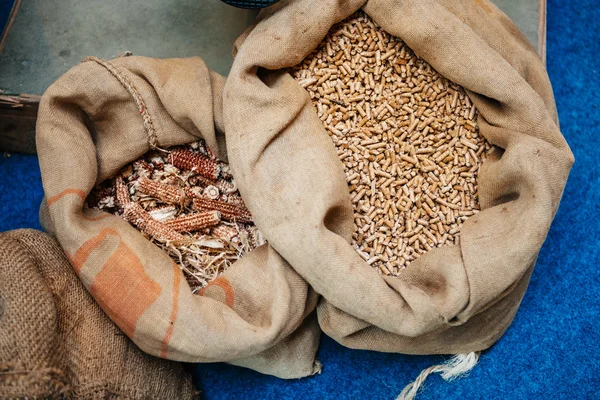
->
[538,0,547,64]
[0,0,21,55]
[0,94,40,154]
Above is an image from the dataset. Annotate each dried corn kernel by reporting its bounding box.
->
[115,175,131,207]
[164,211,221,232]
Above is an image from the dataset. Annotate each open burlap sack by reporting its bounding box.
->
[224,0,574,354]
[0,229,196,399]
[36,55,320,378]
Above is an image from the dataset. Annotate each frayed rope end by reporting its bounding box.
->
[397,352,480,400]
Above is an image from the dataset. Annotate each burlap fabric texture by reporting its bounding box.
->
[223,0,574,354]
[0,229,197,399]
[36,56,321,379]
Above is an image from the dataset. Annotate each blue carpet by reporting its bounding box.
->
[0,153,43,231]
[1,0,598,398]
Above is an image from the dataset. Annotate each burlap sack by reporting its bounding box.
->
[0,229,196,399]
[224,0,574,354]
[36,56,320,378]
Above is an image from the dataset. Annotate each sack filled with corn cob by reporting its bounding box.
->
[224,0,573,383]
[36,56,320,379]
[87,140,261,292]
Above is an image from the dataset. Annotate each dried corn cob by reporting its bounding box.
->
[137,177,187,205]
[193,197,252,224]
[196,175,237,194]
[164,211,222,232]
[203,185,220,200]
[211,224,240,242]
[123,203,184,242]
[115,175,131,207]
[204,144,217,158]
[168,149,220,180]
[225,195,247,208]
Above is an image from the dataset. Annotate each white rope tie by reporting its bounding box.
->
[397,352,480,400]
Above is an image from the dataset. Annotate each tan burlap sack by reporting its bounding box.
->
[36,56,320,379]
[0,229,196,399]
[224,0,574,354]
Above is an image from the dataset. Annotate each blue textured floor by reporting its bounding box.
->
[1,1,598,398]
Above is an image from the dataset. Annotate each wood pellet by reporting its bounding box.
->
[87,140,265,291]
[289,12,493,276]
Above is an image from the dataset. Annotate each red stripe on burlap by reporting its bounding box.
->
[47,188,86,206]
[67,228,161,339]
[67,228,119,274]
[199,276,235,308]
[82,212,112,222]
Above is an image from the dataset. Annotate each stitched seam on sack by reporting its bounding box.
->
[81,56,159,150]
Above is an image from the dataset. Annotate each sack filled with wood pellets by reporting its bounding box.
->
[36,55,321,379]
[223,0,574,389]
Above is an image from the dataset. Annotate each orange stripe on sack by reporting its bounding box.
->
[199,276,235,308]
[473,0,493,14]
[47,188,86,206]
[82,212,112,222]
[67,215,123,274]
[90,236,161,339]
[67,227,161,339]
[160,263,181,358]
[67,228,120,274]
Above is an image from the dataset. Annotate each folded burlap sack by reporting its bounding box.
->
[223,0,573,355]
[36,56,320,379]
[0,229,196,399]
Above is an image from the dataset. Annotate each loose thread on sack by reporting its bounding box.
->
[311,360,323,376]
[397,352,480,400]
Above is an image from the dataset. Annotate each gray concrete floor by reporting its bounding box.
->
[0,0,256,93]
[0,0,538,95]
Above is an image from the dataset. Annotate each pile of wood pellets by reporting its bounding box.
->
[289,12,493,276]
[87,140,264,291]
